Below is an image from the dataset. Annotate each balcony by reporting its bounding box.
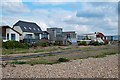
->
[23,39,39,44]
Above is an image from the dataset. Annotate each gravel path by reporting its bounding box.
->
[2,54,119,78]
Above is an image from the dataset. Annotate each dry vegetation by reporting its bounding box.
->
[2,44,118,65]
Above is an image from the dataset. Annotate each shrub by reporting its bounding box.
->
[93,41,100,46]
[78,41,87,46]
[53,41,63,46]
[40,42,49,47]
[89,41,98,46]
[2,41,30,49]
[58,58,69,62]
[33,41,50,47]
[89,41,105,46]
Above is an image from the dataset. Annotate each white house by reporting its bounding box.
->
[2,26,21,42]
[13,20,49,43]
[77,32,108,44]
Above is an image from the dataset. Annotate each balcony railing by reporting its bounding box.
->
[23,39,40,44]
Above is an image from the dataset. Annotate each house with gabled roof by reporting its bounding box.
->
[12,20,49,43]
[2,26,21,42]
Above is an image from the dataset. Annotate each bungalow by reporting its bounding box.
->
[2,26,21,42]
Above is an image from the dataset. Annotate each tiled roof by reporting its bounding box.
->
[13,20,42,33]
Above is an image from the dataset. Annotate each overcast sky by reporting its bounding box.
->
[0,0,119,35]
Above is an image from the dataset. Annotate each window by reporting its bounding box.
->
[38,28,40,31]
[29,27,31,30]
[41,33,48,39]
[11,34,16,40]
[24,27,27,29]
[35,34,39,39]
[7,33,9,40]
[25,34,32,39]
[67,34,70,39]
[57,29,62,33]
[33,28,36,30]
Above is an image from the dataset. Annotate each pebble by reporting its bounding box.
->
[2,55,119,78]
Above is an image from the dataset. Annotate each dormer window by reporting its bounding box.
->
[38,28,40,31]
[29,27,31,30]
[33,28,36,30]
[24,27,27,29]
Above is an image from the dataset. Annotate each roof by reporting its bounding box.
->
[96,32,105,37]
[13,20,42,33]
[42,31,49,34]
[47,27,62,30]
[62,31,76,34]
[2,26,21,35]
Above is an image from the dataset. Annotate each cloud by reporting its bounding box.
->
[63,2,118,35]
[74,25,93,34]
[1,0,30,15]
[0,2,118,35]
[76,2,117,18]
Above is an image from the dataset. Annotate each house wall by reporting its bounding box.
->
[39,34,42,39]
[22,32,34,39]
[22,32,42,40]
[88,34,96,41]
[47,28,63,41]
[5,28,20,42]
[13,26,22,34]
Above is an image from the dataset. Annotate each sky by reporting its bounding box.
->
[0,0,119,35]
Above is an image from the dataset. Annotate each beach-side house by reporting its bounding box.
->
[77,32,108,44]
[2,26,21,42]
[105,35,118,41]
[13,20,49,43]
[47,28,63,43]
[47,27,77,45]
[62,31,77,45]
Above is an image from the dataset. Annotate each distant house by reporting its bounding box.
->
[2,26,21,42]
[47,28,63,43]
[77,32,108,44]
[12,20,49,43]
[105,35,118,41]
[47,27,77,45]
[62,31,77,45]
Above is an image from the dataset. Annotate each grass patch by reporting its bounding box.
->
[91,54,106,58]
[2,48,29,55]
[10,57,70,65]
[104,52,118,55]
[10,59,59,65]
[91,51,117,58]
[10,60,26,64]
[48,54,55,56]
[34,50,44,53]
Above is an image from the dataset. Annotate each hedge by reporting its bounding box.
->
[2,40,30,49]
